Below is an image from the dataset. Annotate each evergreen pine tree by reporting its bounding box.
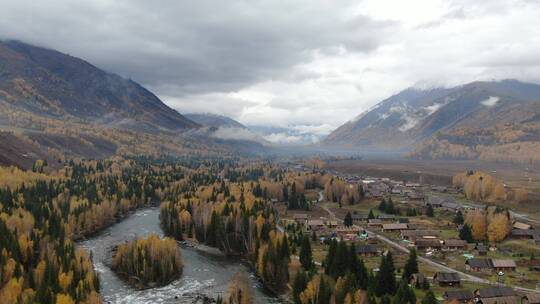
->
[378,199,387,212]
[317,277,331,304]
[299,236,314,271]
[324,240,337,275]
[402,249,418,281]
[394,279,416,304]
[421,290,438,304]
[459,224,474,243]
[385,198,395,214]
[349,243,368,289]
[292,271,308,304]
[453,211,464,225]
[376,252,396,296]
[344,212,353,227]
[426,204,434,217]
[381,295,392,304]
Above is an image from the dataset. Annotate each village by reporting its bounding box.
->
[279,163,540,304]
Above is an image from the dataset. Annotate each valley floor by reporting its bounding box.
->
[325,159,540,221]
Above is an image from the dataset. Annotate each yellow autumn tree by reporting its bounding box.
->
[59,272,73,292]
[56,294,75,304]
[354,289,367,304]
[453,171,506,202]
[224,273,253,304]
[465,210,487,241]
[487,213,510,243]
[0,277,24,303]
[300,275,321,304]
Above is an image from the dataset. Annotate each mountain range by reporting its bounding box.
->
[0,40,261,167]
[184,113,246,129]
[324,80,540,163]
[0,40,198,132]
[2,40,540,166]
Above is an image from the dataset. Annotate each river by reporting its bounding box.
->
[77,207,280,304]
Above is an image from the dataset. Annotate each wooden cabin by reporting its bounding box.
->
[443,290,474,303]
[433,272,460,286]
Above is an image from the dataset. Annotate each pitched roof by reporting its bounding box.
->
[382,223,409,230]
[513,222,532,230]
[408,192,424,199]
[475,243,487,252]
[378,214,396,219]
[492,259,517,268]
[524,293,540,304]
[480,296,519,304]
[401,230,440,238]
[444,290,474,301]
[356,245,379,254]
[307,219,324,226]
[441,201,461,210]
[335,225,361,232]
[351,214,369,220]
[434,272,460,282]
[427,195,454,205]
[415,239,442,247]
[466,258,493,269]
[511,229,540,237]
[444,239,468,247]
[477,287,515,298]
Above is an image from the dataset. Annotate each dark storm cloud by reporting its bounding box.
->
[0,0,394,95]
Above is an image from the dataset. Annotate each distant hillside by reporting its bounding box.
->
[0,41,252,167]
[0,40,198,132]
[185,113,246,129]
[324,80,540,163]
[0,131,58,168]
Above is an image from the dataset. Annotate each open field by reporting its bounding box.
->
[325,159,540,221]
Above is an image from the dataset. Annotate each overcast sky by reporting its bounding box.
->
[1,0,540,140]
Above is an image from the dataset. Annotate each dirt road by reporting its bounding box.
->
[319,203,539,293]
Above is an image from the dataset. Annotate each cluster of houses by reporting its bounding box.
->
[294,211,475,252]
[362,177,426,200]
[425,196,466,212]
[287,168,540,304]
[411,271,540,304]
[465,258,517,272]
[443,286,540,304]
[510,221,540,243]
[292,214,364,241]
[362,217,470,252]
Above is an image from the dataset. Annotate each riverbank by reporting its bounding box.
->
[77,207,280,303]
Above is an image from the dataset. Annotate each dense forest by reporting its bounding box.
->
[290,242,432,304]
[0,157,190,303]
[160,163,293,293]
[1,156,447,303]
[157,161,441,304]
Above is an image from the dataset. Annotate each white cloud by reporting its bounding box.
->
[424,103,444,115]
[481,96,500,107]
[264,133,307,145]
[210,127,265,143]
[398,116,420,132]
[1,0,539,135]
